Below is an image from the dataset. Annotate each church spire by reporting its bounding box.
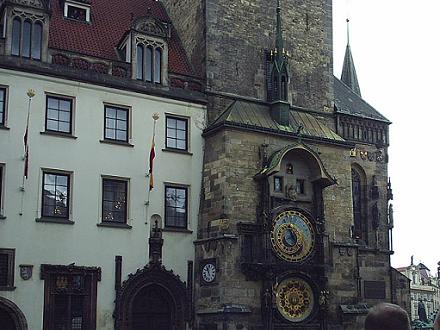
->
[275,0,284,55]
[341,19,362,97]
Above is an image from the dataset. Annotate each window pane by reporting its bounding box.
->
[47,109,59,120]
[67,5,87,21]
[176,140,186,150]
[154,48,162,83]
[145,47,153,82]
[59,100,71,111]
[166,138,176,148]
[22,21,31,58]
[167,128,176,138]
[136,45,144,80]
[59,122,70,133]
[31,23,42,60]
[116,120,126,130]
[176,119,186,130]
[46,120,58,131]
[106,118,115,129]
[116,130,126,141]
[105,129,115,139]
[106,107,116,119]
[167,118,176,128]
[116,109,126,120]
[11,18,21,56]
[177,129,185,140]
[59,110,70,122]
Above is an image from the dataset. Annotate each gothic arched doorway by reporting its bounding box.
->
[0,297,28,330]
[114,263,189,330]
[131,284,174,330]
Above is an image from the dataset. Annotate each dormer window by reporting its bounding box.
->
[127,16,169,86]
[11,17,43,60]
[64,1,91,23]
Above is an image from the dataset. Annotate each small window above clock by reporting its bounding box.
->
[64,1,91,23]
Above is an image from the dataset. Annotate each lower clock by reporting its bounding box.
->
[201,259,217,284]
[275,277,315,323]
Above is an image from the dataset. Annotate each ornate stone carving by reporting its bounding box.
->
[11,0,45,9]
[11,8,46,22]
[133,17,169,38]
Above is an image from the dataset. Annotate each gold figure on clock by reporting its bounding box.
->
[270,210,315,263]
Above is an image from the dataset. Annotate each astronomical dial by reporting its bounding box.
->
[201,263,216,283]
[275,277,315,323]
[270,210,315,263]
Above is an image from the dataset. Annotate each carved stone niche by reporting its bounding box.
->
[132,16,170,39]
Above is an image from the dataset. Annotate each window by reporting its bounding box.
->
[104,105,128,142]
[165,185,187,228]
[295,179,305,194]
[0,87,6,126]
[166,116,188,151]
[102,178,128,224]
[274,176,283,193]
[64,2,91,23]
[0,249,15,290]
[135,43,163,84]
[46,95,73,134]
[41,264,100,330]
[351,167,367,241]
[11,17,43,60]
[42,172,70,219]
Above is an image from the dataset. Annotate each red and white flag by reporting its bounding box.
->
[23,121,29,179]
[148,137,155,191]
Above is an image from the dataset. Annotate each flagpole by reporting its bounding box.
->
[145,113,159,224]
[20,89,35,216]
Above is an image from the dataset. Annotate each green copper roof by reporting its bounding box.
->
[207,99,345,143]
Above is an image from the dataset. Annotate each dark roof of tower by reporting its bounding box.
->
[48,0,194,76]
[334,77,390,124]
[206,99,345,143]
[341,44,361,97]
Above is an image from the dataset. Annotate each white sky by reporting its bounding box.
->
[333,0,440,273]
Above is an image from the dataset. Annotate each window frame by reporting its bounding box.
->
[164,184,188,229]
[135,41,164,85]
[41,170,71,221]
[273,176,283,193]
[165,115,189,151]
[103,104,130,143]
[101,177,129,225]
[0,86,7,127]
[41,264,100,330]
[0,165,4,217]
[0,248,15,290]
[10,17,43,60]
[45,94,74,135]
[63,1,91,23]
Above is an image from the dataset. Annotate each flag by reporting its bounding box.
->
[149,137,155,190]
[23,123,29,179]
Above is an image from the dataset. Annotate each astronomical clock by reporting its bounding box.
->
[239,144,334,328]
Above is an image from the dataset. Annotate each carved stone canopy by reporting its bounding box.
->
[132,16,169,38]
[255,143,336,188]
[114,263,189,330]
[9,0,50,10]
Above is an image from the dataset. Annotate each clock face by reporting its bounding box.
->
[271,210,315,263]
[275,277,315,323]
[201,263,216,283]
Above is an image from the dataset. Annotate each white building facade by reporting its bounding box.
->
[0,0,206,329]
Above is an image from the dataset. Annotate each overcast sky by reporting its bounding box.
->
[333,0,440,274]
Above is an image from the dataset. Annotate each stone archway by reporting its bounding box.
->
[0,297,28,330]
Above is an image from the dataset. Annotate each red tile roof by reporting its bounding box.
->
[48,0,194,76]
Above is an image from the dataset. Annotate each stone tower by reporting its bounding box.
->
[162,1,394,329]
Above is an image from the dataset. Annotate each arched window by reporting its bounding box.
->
[154,48,162,84]
[22,20,32,58]
[31,22,42,60]
[11,18,21,56]
[273,74,279,100]
[351,167,366,241]
[281,75,287,101]
[136,44,144,80]
[145,46,153,82]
